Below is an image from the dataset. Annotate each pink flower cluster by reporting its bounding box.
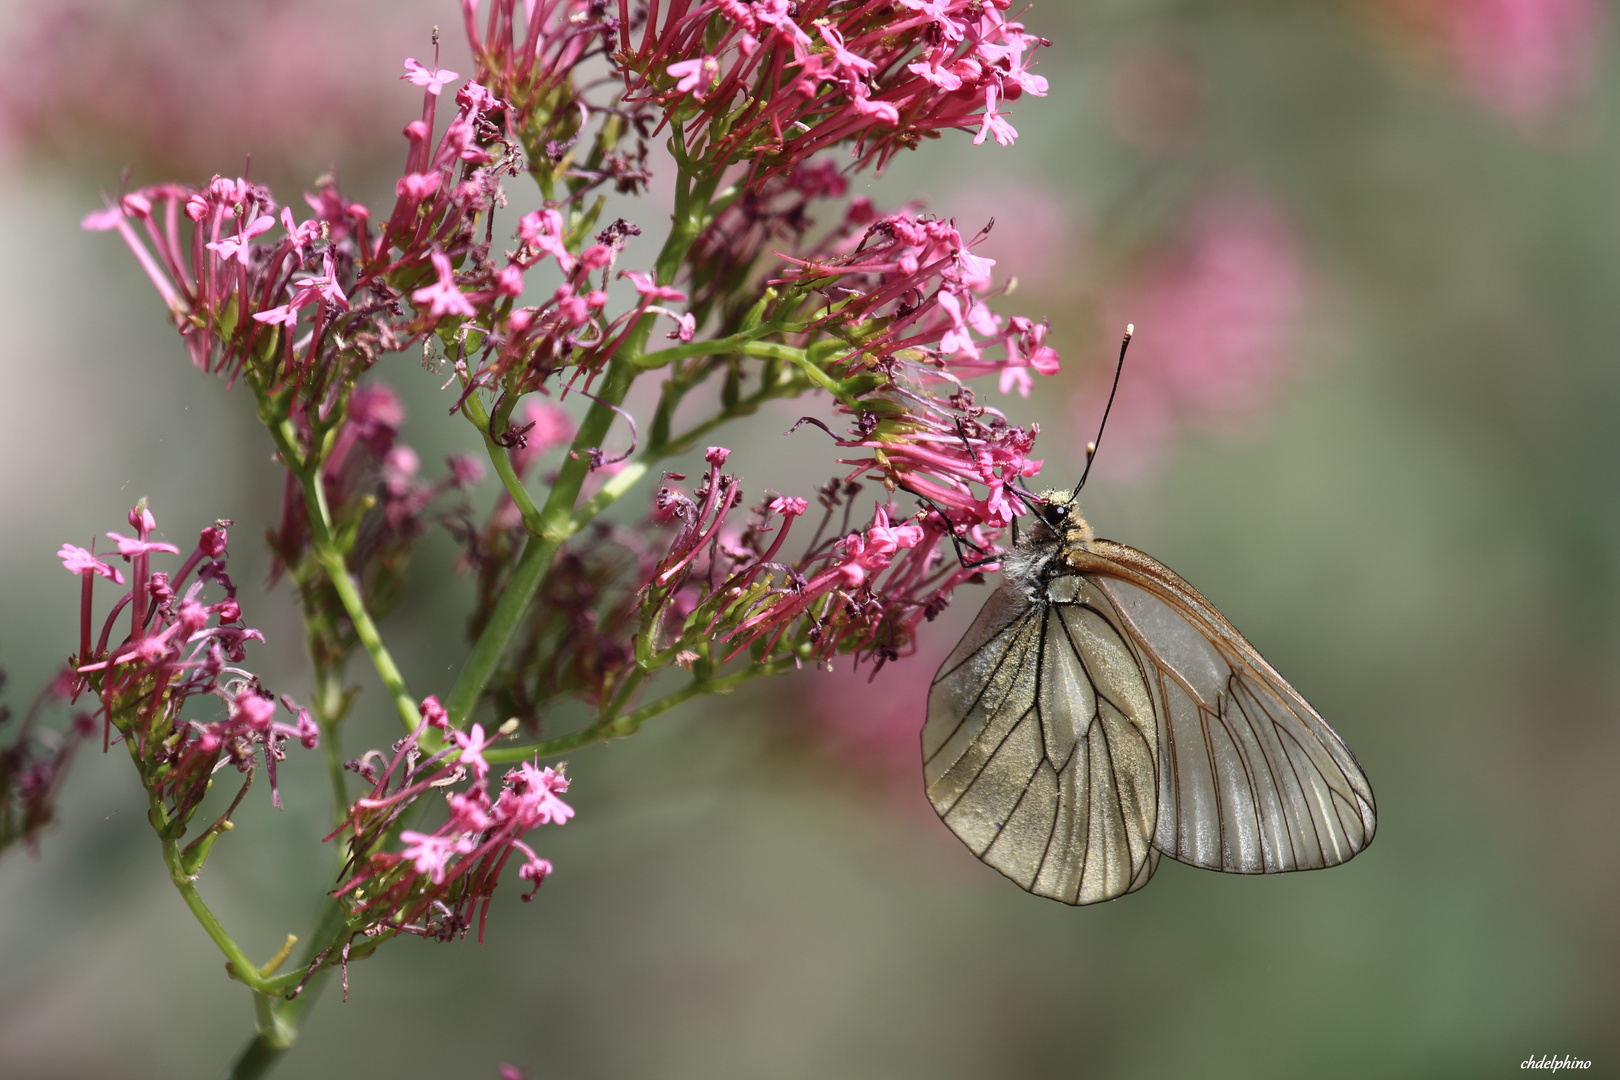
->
[1440,0,1604,124]
[638,449,986,670]
[331,696,571,943]
[623,0,1050,176]
[773,209,1055,529]
[61,504,314,816]
[0,0,424,181]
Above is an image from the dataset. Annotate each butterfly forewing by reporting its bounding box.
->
[1078,541,1377,875]
[925,580,1160,905]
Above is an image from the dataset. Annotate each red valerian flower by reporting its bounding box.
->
[328,699,572,945]
[619,0,1051,179]
[67,503,315,816]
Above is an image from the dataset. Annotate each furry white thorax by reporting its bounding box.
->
[1001,488,1094,604]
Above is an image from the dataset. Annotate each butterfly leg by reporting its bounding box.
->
[899,485,1002,570]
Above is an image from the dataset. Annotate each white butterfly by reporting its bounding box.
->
[923,487,1376,905]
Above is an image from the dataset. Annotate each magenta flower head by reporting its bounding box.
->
[620,0,1051,181]
[403,57,461,96]
[63,504,313,818]
[58,544,124,584]
[332,717,573,945]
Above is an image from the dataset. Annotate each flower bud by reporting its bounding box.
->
[199,525,229,557]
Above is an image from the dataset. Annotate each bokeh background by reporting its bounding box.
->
[2,0,1617,1077]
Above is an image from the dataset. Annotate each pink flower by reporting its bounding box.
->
[622,270,687,302]
[817,25,876,78]
[1440,0,1604,123]
[448,788,495,832]
[291,250,349,312]
[205,214,274,265]
[252,304,303,326]
[973,85,1019,147]
[579,244,614,272]
[834,505,925,586]
[496,264,525,297]
[1091,192,1303,474]
[399,830,476,884]
[58,543,124,583]
[516,853,553,885]
[768,496,808,517]
[279,207,321,264]
[508,399,576,475]
[198,525,229,558]
[503,762,574,827]
[447,454,486,489]
[81,207,123,231]
[667,56,720,98]
[412,251,478,318]
[104,532,181,558]
[419,695,450,730]
[517,209,575,273]
[453,722,495,780]
[402,57,460,96]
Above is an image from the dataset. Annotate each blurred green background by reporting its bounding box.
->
[1,1,1616,1077]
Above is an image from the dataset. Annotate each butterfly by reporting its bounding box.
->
[921,330,1376,904]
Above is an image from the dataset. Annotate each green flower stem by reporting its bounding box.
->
[309,544,419,735]
[442,527,562,727]
[441,152,723,731]
[482,656,797,764]
[249,374,420,735]
[222,1025,284,1080]
[159,827,282,995]
[220,881,350,1079]
[632,326,803,369]
[462,392,545,534]
[566,460,651,533]
[752,340,861,409]
[310,664,349,821]
[443,350,640,731]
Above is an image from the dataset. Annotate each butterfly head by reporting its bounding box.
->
[1028,488,1094,563]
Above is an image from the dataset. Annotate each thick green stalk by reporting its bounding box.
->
[310,664,349,821]
[441,154,724,730]
[309,544,419,734]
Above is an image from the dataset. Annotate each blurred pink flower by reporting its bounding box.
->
[0,0,444,181]
[1373,0,1605,127]
[1439,0,1604,124]
[1086,192,1305,476]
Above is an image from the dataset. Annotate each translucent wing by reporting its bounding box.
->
[1074,540,1377,874]
[924,581,1160,905]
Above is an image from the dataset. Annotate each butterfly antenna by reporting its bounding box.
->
[1072,324,1133,498]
